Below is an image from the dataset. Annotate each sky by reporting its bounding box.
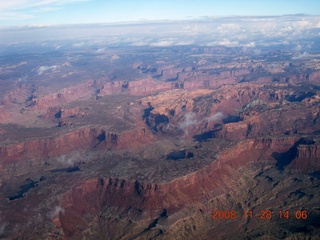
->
[0,0,320,26]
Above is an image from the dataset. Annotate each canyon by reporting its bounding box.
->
[0,45,319,239]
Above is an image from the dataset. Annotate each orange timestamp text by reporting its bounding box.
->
[212,209,308,220]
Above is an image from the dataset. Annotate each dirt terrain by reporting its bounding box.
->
[0,46,319,239]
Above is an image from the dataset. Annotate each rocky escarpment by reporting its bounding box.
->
[1,60,319,127]
[2,135,319,240]
[285,140,320,173]
[50,136,320,240]
[0,125,154,179]
[1,45,320,240]
[140,83,320,141]
[1,81,319,187]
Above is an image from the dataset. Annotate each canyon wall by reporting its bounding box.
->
[56,136,315,239]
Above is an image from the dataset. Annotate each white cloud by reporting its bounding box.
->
[205,41,219,47]
[151,40,174,47]
[177,112,224,135]
[293,20,313,29]
[205,112,224,122]
[72,41,86,47]
[1,15,320,47]
[0,0,90,11]
[49,206,65,218]
[122,37,151,46]
[0,11,35,20]
[179,112,198,130]
[56,153,81,166]
[175,40,194,46]
[216,23,241,34]
[244,41,256,47]
[96,48,105,53]
[181,24,210,34]
[217,39,239,47]
[32,6,62,13]
[36,65,60,75]
[130,41,149,46]
[0,0,90,21]
[292,52,310,59]
[295,44,302,52]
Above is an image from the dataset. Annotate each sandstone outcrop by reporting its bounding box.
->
[1,45,320,239]
[54,137,320,239]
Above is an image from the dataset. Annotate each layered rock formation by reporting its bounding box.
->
[35,137,320,239]
[0,45,320,239]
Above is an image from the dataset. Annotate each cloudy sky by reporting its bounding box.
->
[0,0,320,26]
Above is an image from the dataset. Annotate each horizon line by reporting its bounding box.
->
[1,13,319,29]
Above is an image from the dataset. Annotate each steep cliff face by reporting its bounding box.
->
[97,68,293,97]
[216,104,320,140]
[0,128,97,161]
[288,143,320,172]
[1,65,319,127]
[1,45,320,240]
[1,81,318,181]
[0,125,155,177]
[54,136,319,239]
[100,78,173,96]
[139,83,320,142]
[32,80,97,111]
[42,107,88,120]
[296,144,320,158]
[2,134,318,240]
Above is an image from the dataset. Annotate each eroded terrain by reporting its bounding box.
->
[0,45,320,239]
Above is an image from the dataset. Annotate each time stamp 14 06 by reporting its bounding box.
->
[212,210,308,220]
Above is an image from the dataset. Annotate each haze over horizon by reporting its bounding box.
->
[0,0,320,26]
[1,1,320,56]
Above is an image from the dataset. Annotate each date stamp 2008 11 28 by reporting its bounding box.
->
[212,209,308,220]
